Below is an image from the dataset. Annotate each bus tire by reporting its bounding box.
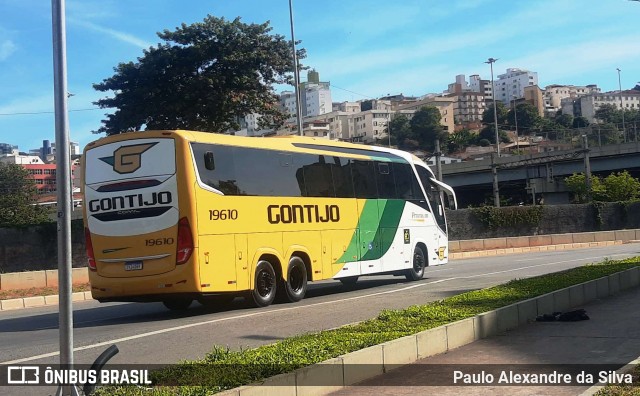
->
[405,245,426,281]
[251,260,277,307]
[162,298,192,311]
[278,256,308,303]
[339,276,359,287]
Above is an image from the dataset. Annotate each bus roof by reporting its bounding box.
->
[85,129,434,174]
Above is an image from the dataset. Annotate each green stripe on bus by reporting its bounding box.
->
[336,199,406,264]
[361,199,405,261]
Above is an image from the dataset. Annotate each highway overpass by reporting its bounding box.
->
[441,141,640,207]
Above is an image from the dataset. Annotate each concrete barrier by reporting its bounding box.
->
[416,325,447,359]
[1,271,47,290]
[449,229,640,253]
[1,267,89,292]
[341,345,383,386]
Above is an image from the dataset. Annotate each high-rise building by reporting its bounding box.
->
[493,68,538,104]
[0,143,18,156]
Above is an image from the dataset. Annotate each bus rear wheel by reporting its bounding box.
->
[277,256,308,303]
[162,298,193,311]
[405,246,426,281]
[251,260,277,307]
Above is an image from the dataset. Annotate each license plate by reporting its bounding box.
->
[124,261,143,271]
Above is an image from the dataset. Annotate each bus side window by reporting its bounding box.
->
[351,160,378,199]
[331,157,355,198]
[392,162,421,201]
[375,162,397,199]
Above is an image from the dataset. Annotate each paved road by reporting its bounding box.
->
[1,243,639,372]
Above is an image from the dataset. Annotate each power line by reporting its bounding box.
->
[330,84,373,99]
[0,107,109,117]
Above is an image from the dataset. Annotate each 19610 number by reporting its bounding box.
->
[209,209,238,220]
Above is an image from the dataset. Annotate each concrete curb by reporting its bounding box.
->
[0,291,93,311]
[450,240,623,260]
[224,266,640,395]
[451,229,640,254]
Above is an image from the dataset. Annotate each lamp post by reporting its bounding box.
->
[617,68,626,141]
[512,95,520,153]
[288,0,303,136]
[485,57,500,157]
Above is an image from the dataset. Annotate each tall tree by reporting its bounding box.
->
[93,16,305,135]
[387,114,412,148]
[507,103,542,135]
[409,106,445,151]
[0,164,50,227]
[573,116,590,128]
[594,104,619,124]
[482,101,509,126]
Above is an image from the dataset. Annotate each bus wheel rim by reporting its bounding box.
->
[289,266,303,292]
[257,269,274,298]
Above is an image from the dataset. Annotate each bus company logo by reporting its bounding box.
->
[99,143,157,174]
[268,204,340,224]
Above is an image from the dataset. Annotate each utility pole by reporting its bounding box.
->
[512,96,520,153]
[491,153,500,207]
[51,0,76,395]
[583,135,592,202]
[617,68,626,142]
[434,138,443,181]
[288,0,303,136]
[485,57,500,157]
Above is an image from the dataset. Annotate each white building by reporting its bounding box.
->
[494,68,538,105]
[544,84,600,114]
[0,154,45,165]
[303,82,332,117]
[234,113,273,137]
[563,90,640,123]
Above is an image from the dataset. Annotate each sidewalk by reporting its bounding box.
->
[330,287,640,396]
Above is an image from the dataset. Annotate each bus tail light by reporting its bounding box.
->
[176,217,193,264]
[85,227,97,271]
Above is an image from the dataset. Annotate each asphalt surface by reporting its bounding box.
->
[1,243,640,396]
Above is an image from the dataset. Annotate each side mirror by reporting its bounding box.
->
[204,151,215,170]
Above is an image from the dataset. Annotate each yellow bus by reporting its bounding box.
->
[83,130,456,310]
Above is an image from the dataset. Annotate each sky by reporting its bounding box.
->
[1,0,639,153]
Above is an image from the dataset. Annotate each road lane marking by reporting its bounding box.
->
[3,252,635,364]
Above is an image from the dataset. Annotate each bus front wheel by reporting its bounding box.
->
[405,246,426,281]
[251,260,277,307]
[278,256,308,303]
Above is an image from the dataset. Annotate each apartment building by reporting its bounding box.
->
[447,91,486,124]
[544,84,600,114]
[523,85,545,117]
[395,96,455,134]
[493,68,538,104]
[0,143,18,155]
[563,90,640,123]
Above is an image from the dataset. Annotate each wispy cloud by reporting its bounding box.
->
[68,18,153,49]
[0,40,16,61]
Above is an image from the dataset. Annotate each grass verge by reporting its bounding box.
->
[595,364,640,395]
[90,257,640,396]
[0,283,90,300]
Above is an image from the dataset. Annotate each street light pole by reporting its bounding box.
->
[288,0,303,136]
[512,96,519,153]
[485,57,500,157]
[617,68,626,141]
